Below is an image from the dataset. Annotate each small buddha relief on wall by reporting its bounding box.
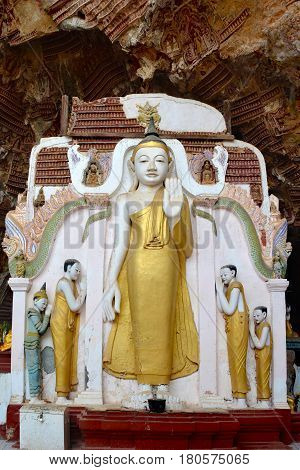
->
[188,150,218,185]
[82,150,105,187]
[83,158,103,186]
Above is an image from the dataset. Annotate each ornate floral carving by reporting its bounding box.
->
[5,194,27,228]
[24,186,79,253]
[2,236,21,260]
[136,102,161,128]
[84,194,110,208]
[221,184,267,233]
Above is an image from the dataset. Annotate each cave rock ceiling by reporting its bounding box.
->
[0,0,299,229]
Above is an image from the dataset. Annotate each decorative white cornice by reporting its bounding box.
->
[8,278,32,292]
[266,279,289,292]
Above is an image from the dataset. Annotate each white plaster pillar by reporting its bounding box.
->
[194,201,224,407]
[8,277,32,404]
[74,212,107,405]
[266,279,289,409]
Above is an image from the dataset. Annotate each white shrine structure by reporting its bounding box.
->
[1,94,292,448]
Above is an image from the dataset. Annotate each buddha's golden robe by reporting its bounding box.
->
[103,188,199,385]
[255,321,272,400]
[50,280,80,396]
[224,281,250,398]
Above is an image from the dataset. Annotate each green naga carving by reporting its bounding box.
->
[82,209,111,243]
[214,197,273,279]
[193,197,273,279]
[9,198,111,279]
[192,206,217,236]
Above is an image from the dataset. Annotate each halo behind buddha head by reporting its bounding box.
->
[131,117,171,162]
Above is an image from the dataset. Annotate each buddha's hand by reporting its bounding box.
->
[163,177,184,224]
[101,281,121,322]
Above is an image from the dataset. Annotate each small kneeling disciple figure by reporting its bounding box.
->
[216,265,250,408]
[24,283,52,404]
[51,259,86,405]
[249,306,272,407]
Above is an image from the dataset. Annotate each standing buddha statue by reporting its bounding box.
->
[102,119,199,409]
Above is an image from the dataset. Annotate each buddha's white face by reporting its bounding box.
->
[134,147,170,187]
[253,308,267,325]
[68,262,81,281]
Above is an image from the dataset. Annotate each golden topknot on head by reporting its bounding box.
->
[131,117,171,162]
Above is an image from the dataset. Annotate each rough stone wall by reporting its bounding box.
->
[0,0,299,264]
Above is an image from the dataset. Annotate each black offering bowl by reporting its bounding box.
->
[148,398,166,413]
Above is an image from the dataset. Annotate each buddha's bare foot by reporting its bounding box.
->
[256,400,271,409]
[231,398,248,409]
[56,397,73,406]
[29,397,45,405]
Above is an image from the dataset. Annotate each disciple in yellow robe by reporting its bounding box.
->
[224,281,250,398]
[50,280,80,396]
[103,188,199,385]
[255,321,272,400]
